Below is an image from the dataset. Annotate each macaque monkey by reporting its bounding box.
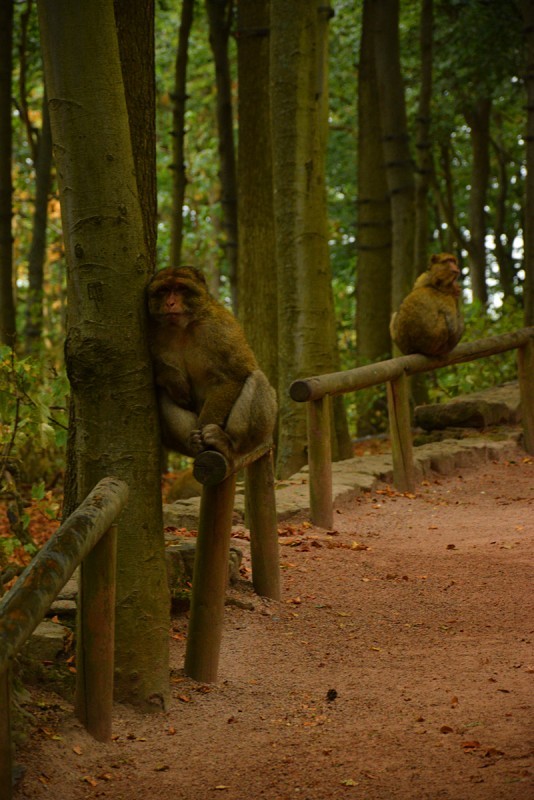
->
[147,266,277,465]
[389,253,464,357]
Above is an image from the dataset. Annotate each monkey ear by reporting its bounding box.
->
[430,254,440,265]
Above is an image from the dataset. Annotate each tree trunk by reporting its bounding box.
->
[414,0,433,272]
[520,0,534,324]
[464,97,491,305]
[170,0,195,267]
[356,0,392,365]
[236,0,278,389]
[114,0,157,266]
[206,0,238,310]
[38,0,170,710]
[372,0,416,310]
[24,94,53,352]
[271,0,350,478]
[492,134,516,299]
[0,0,16,348]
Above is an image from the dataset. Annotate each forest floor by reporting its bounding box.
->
[10,442,534,800]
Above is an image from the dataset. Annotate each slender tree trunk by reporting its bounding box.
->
[372,0,416,310]
[271,0,350,478]
[206,0,238,309]
[414,0,433,272]
[464,98,491,305]
[520,0,534,324]
[114,0,157,266]
[170,0,194,266]
[356,0,392,365]
[236,0,278,389]
[0,0,16,347]
[24,94,53,351]
[492,135,516,299]
[38,0,169,710]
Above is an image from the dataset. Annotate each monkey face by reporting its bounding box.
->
[148,267,208,328]
[429,253,461,295]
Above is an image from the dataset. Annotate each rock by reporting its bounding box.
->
[165,538,243,599]
[24,620,69,663]
[415,382,521,431]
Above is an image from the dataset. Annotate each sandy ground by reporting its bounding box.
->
[13,445,534,800]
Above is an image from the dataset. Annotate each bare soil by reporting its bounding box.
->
[14,446,534,800]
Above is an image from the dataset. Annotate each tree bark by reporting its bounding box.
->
[414,0,433,272]
[206,0,238,309]
[24,94,53,351]
[170,0,194,266]
[271,0,350,478]
[464,97,491,305]
[0,0,16,347]
[372,0,416,310]
[356,0,392,365]
[520,0,534,324]
[236,0,278,389]
[38,0,169,710]
[114,0,157,267]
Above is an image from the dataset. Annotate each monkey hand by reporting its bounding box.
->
[188,424,234,462]
[188,429,207,455]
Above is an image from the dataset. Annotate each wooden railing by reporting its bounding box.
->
[0,477,128,800]
[186,444,280,684]
[290,327,534,528]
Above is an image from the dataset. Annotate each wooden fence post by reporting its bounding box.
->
[307,396,333,528]
[245,450,280,600]
[518,337,534,455]
[75,524,117,742]
[387,373,416,492]
[184,475,237,683]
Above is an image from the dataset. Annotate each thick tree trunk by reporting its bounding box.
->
[236,0,278,389]
[38,0,169,710]
[0,0,16,347]
[170,0,194,266]
[271,0,350,478]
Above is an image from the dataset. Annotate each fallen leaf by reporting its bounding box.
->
[440,725,454,734]
[72,745,83,755]
[461,741,480,750]
[154,764,170,772]
[81,776,98,787]
[341,778,358,786]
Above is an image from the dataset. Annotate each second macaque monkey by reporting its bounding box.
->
[147,266,277,464]
[389,253,464,357]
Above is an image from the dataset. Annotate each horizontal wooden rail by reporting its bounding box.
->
[289,327,534,527]
[290,328,534,401]
[0,477,128,799]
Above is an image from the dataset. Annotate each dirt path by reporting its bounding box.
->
[14,446,534,800]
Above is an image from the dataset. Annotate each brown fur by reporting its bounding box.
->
[389,253,464,357]
[147,266,277,462]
